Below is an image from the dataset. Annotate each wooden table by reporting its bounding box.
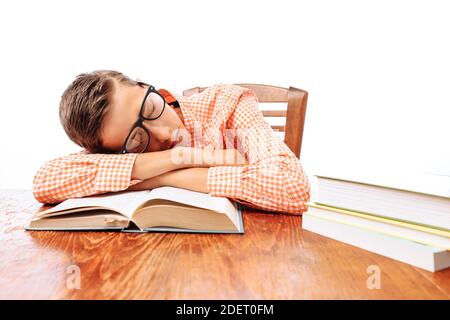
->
[1,189,449,299]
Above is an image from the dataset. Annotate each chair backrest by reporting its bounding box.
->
[182,84,308,158]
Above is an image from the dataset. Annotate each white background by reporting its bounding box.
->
[0,0,449,190]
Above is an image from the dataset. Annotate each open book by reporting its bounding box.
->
[26,186,244,234]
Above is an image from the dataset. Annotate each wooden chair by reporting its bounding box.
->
[183,84,308,158]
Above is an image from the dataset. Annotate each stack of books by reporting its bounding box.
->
[303,172,450,272]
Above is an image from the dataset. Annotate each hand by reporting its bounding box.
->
[126,174,164,191]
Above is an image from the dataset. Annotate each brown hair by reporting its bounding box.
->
[59,70,141,153]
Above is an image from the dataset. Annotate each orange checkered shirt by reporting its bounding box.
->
[33,84,310,214]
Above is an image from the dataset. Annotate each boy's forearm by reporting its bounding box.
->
[131,147,247,181]
[159,167,209,193]
[128,167,209,193]
[131,148,187,181]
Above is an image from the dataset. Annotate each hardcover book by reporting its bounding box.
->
[27,186,244,234]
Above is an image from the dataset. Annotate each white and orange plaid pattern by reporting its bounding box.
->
[33,84,310,214]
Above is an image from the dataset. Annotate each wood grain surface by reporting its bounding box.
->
[0,189,449,299]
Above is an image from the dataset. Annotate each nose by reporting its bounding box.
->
[147,124,171,143]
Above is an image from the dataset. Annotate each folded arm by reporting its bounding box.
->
[33,147,246,204]
[32,149,176,204]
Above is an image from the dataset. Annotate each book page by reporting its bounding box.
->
[144,187,226,211]
[39,190,151,218]
[38,187,240,227]
[137,187,240,227]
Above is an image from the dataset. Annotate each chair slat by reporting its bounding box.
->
[261,110,287,117]
[271,125,286,131]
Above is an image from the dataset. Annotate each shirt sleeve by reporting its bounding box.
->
[32,150,142,204]
[206,85,311,214]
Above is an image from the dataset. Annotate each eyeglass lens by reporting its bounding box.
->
[125,92,165,153]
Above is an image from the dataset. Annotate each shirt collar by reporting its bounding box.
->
[157,88,180,108]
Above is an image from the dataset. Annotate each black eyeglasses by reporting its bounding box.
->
[119,82,166,154]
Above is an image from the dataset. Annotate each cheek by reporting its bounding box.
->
[101,123,128,151]
[164,106,182,123]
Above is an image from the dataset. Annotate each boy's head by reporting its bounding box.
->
[59,70,185,154]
